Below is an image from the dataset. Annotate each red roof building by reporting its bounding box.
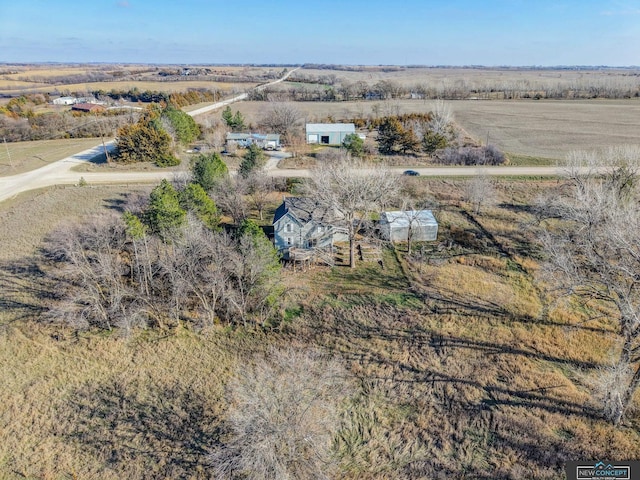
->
[71,103,105,113]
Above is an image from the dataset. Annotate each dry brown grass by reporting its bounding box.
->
[0,185,152,260]
[0,138,108,176]
[1,179,639,478]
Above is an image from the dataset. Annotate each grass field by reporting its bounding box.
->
[0,179,639,478]
[0,138,108,176]
[0,80,255,96]
[229,98,640,160]
[0,64,284,96]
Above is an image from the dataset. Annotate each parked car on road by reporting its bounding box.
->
[403,170,420,176]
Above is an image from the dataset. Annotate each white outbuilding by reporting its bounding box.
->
[52,96,77,105]
[379,210,438,242]
[306,123,355,145]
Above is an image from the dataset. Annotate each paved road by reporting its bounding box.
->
[267,165,566,178]
[0,68,301,204]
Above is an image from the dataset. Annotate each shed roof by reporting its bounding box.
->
[381,210,437,228]
[306,123,355,133]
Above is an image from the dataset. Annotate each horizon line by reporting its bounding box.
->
[1,61,639,70]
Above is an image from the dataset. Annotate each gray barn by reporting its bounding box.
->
[306,123,355,145]
[379,210,438,242]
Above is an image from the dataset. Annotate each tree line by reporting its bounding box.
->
[44,153,284,331]
[247,75,640,102]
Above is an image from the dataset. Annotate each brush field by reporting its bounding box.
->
[0,178,638,479]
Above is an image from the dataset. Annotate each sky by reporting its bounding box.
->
[0,0,639,66]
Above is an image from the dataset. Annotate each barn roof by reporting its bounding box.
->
[305,123,355,133]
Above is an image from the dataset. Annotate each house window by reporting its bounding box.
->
[285,223,292,233]
[321,135,330,144]
[286,237,293,246]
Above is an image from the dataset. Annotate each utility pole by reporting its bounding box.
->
[94,111,112,164]
[3,137,13,170]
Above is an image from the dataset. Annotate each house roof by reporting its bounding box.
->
[305,123,356,134]
[226,133,280,141]
[227,133,250,140]
[381,210,437,228]
[273,197,335,225]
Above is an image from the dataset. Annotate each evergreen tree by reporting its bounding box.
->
[192,152,229,191]
[222,106,234,127]
[377,117,405,154]
[342,133,365,157]
[144,180,186,239]
[179,183,220,230]
[232,111,246,131]
[162,105,200,145]
[422,130,448,154]
[239,144,266,179]
[122,211,147,239]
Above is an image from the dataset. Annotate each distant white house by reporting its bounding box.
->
[52,96,76,105]
[306,123,355,145]
[226,132,280,149]
[379,210,438,242]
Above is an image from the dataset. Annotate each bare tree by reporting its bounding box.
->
[210,348,353,480]
[244,170,274,221]
[211,177,248,225]
[539,146,640,425]
[43,214,148,332]
[305,153,397,268]
[259,102,303,139]
[464,169,497,214]
[429,99,453,136]
[221,231,284,326]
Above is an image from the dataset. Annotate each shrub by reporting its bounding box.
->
[436,145,506,166]
[210,348,353,480]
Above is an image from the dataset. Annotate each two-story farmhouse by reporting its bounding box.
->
[272,197,348,253]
